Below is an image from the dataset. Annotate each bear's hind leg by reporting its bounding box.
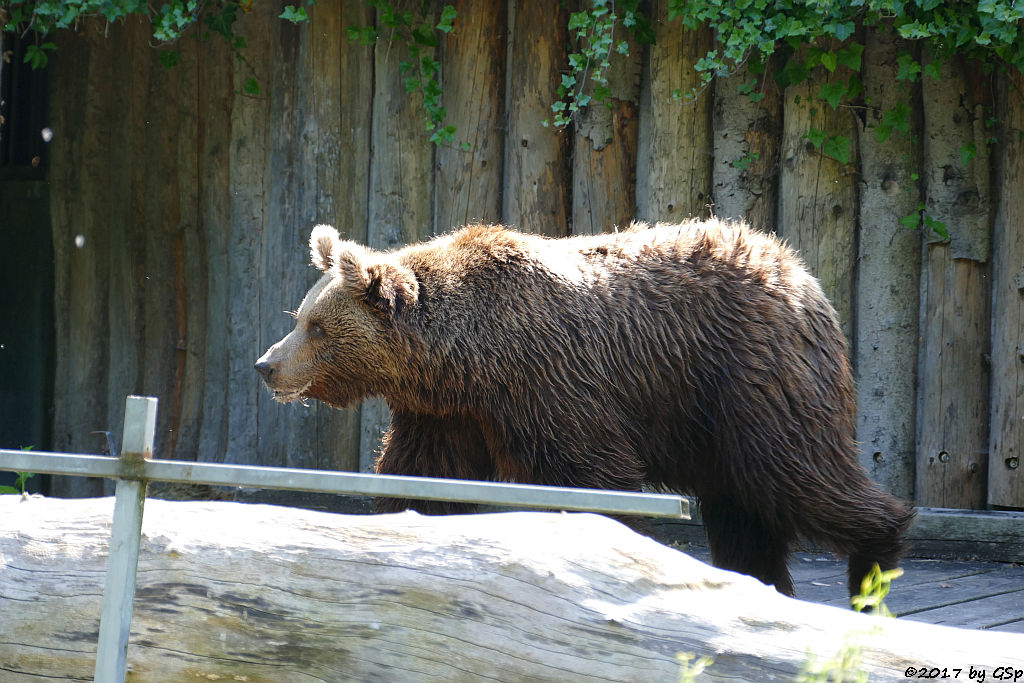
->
[842,495,914,598]
[700,498,795,596]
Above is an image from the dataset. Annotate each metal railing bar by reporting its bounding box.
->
[0,450,689,519]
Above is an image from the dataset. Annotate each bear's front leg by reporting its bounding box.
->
[373,410,493,515]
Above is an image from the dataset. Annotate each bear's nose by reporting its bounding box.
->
[254,360,275,380]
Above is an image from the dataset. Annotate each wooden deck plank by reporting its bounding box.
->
[903,592,1024,630]
[681,545,1024,633]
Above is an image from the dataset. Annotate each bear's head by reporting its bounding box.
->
[254,224,420,409]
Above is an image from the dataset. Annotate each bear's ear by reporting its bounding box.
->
[362,262,419,319]
[310,224,340,273]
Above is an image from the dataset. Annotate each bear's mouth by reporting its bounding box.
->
[270,380,312,406]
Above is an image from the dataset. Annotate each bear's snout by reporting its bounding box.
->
[254,360,275,381]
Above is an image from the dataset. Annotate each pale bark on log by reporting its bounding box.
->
[571,17,642,234]
[0,497,1018,682]
[226,3,274,465]
[989,70,1024,508]
[710,59,782,231]
[436,0,506,231]
[777,49,858,344]
[916,55,993,509]
[854,31,920,500]
[637,1,713,223]
[503,0,570,235]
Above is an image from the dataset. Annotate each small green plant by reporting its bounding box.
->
[676,652,714,683]
[850,563,903,616]
[797,563,903,682]
[797,634,869,683]
[1,445,36,495]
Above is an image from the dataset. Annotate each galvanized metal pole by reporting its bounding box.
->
[93,396,157,683]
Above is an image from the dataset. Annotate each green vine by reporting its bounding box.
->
[346,1,458,145]
[545,0,652,129]
[4,1,314,95]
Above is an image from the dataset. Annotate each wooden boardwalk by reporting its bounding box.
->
[685,545,1024,633]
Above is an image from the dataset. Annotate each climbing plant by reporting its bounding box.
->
[3,0,315,95]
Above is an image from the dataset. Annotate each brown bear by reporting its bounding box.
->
[255,219,914,597]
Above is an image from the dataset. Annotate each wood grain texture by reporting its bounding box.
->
[363,0,439,471]
[194,21,235,465]
[50,24,114,497]
[436,0,506,231]
[502,0,570,235]
[989,70,1024,508]
[916,56,993,509]
[225,3,273,465]
[853,31,921,501]
[1,497,1019,682]
[638,2,713,223]
[777,49,858,343]
[572,19,641,234]
[304,1,372,472]
[710,59,782,231]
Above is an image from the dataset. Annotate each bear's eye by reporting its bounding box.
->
[308,321,326,340]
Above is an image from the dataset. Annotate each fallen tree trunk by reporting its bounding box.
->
[0,497,1017,682]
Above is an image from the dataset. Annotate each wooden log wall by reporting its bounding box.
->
[38,2,1024,510]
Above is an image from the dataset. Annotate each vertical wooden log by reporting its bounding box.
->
[853,31,920,500]
[141,36,185,463]
[260,17,313,469]
[174,27,207,463]
[502,0,570,235]
[195,21,236,464]
[364,0,438,471]
[436,0,506,231]
[47,32,80,492]
[303,1,373,471]
[711,59,782,231]
[777,46,858,342]
[637,1,712,223]
[225,4,273,464]
[571,14,641,234]
[988,71,1024,508]
[104,19,148,463]
[50,25,113,496]
[916,56,992,509]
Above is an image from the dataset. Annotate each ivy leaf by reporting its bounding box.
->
[959,141,977,166]
[899,212,921,229]
[818,81,847,110]
[820,51,838,73]
[805,128,827,148]
[879,101,911,141]
[159,49,179,69]
[279,6,308,23]
[923,61,943,80]
[836,43,864,71]
[437,5,457,33]
[23,42,56,69]
[823,135,851,164]
[924,215,949,239]
[896,53,922,81]
[243,77,260,96]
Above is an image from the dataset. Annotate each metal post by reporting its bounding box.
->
[93,396,157,683]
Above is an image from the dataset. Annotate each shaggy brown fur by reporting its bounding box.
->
[256,219,914,597]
